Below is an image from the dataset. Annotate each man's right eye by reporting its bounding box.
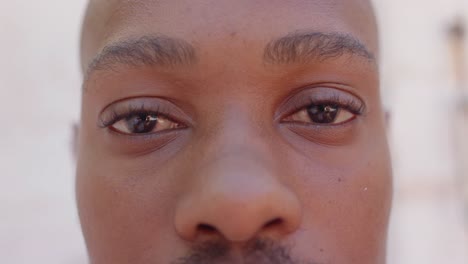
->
[110,113,182,135]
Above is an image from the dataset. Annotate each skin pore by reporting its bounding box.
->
[76,0,392,263]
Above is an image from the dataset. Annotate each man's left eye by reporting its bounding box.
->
[111,114,182,134]
[285,104,356,125]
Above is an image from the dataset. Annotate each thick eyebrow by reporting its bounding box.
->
[263,31,375,64]
[86,35,197,76]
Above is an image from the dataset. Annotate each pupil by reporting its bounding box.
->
[126,114,158,133]
[307,104,338,123]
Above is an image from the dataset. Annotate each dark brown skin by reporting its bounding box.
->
[77,0,392,263]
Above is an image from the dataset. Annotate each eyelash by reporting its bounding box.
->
[99,92,364,129]
[288,93,365,117]
[99,104,175,128]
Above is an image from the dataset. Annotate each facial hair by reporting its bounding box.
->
[173,239,319,264]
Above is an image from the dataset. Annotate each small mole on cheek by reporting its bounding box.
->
[337,178,342,183]
[319,248,324,253]
[230,31,237,38]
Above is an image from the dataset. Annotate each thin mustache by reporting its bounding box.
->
[172,239,321,264]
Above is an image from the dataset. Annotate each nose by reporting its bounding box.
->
[174,151,302,243]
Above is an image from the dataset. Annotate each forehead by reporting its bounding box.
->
[81,0,377,70]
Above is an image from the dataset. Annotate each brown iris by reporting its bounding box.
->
[307,104,339,123]
[125,114,159,134]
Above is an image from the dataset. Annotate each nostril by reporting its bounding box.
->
[263,218,284,229]
[197,223,218,234]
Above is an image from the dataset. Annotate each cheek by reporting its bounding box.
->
[76,141,183,262]
[286,134,392,261]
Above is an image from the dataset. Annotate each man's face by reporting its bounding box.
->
[76,0,392,263]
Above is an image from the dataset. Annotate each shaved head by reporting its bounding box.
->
[76,1,391,264]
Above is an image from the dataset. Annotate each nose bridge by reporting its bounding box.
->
[174,115,301,242]
[197,104,280,215]
[200,103,274,173]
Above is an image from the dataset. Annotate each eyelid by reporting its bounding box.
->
[99,107,174,128]
[276,86,366,122]
[98,97,192,129]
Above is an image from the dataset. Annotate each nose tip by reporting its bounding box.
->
[174,161,302,243]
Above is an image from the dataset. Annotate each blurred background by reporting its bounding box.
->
[0,0,467,263]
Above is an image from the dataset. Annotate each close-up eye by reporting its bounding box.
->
[285,103,356,125]
[278,89,366,145]
[99,97,190,136]
[110,112,182,135]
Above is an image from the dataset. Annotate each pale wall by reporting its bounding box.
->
[374,0,468,263]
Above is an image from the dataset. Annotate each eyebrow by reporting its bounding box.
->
[85,31,374,78]
[86,35,197,76]
[263,31,375,64]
